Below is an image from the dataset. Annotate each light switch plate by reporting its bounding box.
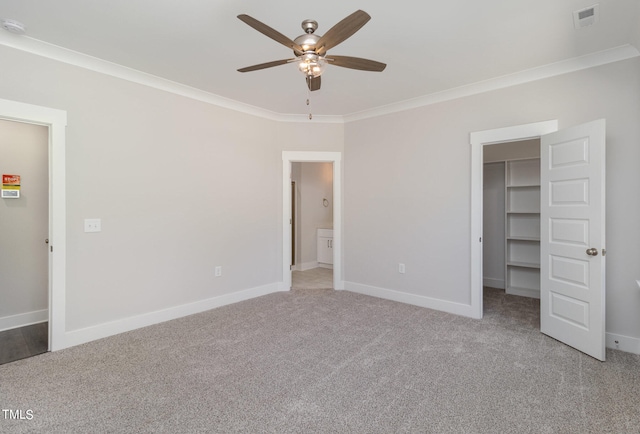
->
[84,218,101,233]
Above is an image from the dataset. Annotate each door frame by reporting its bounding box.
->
[469,120,557,318]
[282,151,342,291]
[0,98,67,351]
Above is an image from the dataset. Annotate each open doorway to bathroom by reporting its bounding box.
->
[291,161,334,290]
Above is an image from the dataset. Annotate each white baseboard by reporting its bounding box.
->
[344,282,640,356]
[51,281,640,357]
[344,282,475,318]
[0,309,48,332]
[61,283,283,350]
[606,332,640,355]
[278,281,291,291]
[506,286,540,299]
[298,261,318,271]
[318,263,333,270]
[483,277,505,289]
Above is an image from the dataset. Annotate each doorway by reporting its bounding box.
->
[470,120,558,318]
[482,139,542,332]
[0,119,49,364]
[471,119,607,360]
[290,162,334,290]
[0,98,67,352]
[282,151,342,291]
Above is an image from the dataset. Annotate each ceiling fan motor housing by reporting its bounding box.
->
[294,33,320,54]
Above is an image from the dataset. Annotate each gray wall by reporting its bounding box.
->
[0,44,344,333]
[0,119,48,329]
[345,57,640,340]
[1,42,639,349]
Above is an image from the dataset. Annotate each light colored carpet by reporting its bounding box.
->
[1,288,639,433]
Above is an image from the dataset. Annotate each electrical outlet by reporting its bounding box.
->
[215,266,222,277]
[398,263,405,274]
[84,218,101,233]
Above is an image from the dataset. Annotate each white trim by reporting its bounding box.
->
[506,287,540,299]
[0,33,343,124]
[62,283,283,349]
[0,98,67,351]
[606,332,640,355]
[483,277,505,289]
[297,261,319,271]
[1,33,637,124]
[344,45,639,122]
[0,310,48,332]
[344,282,475,317]
[470,120,558,319]
[282,152,343,291]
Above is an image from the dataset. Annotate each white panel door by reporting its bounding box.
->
[540,119,606,361]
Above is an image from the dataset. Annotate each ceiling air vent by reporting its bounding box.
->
[573,4,599,29]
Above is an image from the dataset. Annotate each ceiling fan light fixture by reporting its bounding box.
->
[297,53,326,78]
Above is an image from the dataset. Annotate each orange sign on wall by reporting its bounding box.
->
[2,174,21,198]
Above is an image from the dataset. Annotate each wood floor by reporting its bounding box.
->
[0,322,48,365]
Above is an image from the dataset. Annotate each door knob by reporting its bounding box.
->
[586,248,598,256]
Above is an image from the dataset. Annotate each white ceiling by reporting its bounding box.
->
[1,0,639,117]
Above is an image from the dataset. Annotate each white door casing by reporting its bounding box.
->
[470,120,559,319]
[540,119,606,361]
[0,98,67,351]
[282,151,342,291]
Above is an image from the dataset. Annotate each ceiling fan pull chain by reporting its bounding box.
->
[307,87,313,120]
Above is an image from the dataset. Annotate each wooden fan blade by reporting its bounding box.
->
[306,76,321,91]
[316,10,371,55]
[238,14,302,52]
[238,59,294,73]
[326,55,386,72]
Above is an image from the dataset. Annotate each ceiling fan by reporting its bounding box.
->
[237,10,386,92]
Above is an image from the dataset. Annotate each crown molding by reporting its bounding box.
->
[0,33,334,123]
[343,44,640,123]
[276,114,344,123]
[1,33,637,125]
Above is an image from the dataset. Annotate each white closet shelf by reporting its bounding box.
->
[507,236,540,241]
[507,261,541,269]
[505,157,541,298]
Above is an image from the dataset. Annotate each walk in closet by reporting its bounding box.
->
[483,140,541,298]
